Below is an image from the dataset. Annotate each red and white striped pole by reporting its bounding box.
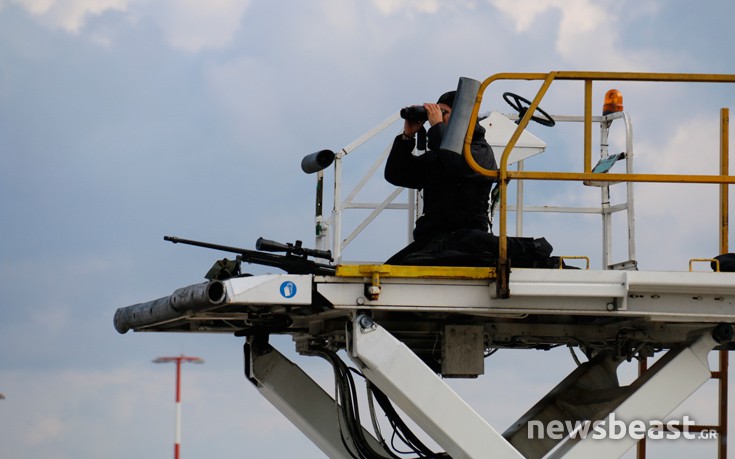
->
[153,355,204,459]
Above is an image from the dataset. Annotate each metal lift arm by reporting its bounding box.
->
[549,325,733,458]
[349,314,524,459]
[244,338,384,458]
[347,315,733,459]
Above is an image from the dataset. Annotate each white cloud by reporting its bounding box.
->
[488,0,556,33]
[371,0,442,15]
[637,115,720,176]
[204,56,282,145]
[150,0,251,53]
[22,415,66,445]
[370,0,486,16]
[11,0,251,52]
[633,114,724,269]
[12,0,128,33]
[486,0,666,70]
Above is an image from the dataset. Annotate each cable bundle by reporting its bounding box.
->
[312,347,448,459]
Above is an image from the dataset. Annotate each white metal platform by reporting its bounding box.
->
[113,267,735,457]
[115,268,735,344]
[114,71,735,458]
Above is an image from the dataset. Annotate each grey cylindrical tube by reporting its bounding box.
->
[439,77,481,155]
[301,150,336,174]
[114,280,226,334]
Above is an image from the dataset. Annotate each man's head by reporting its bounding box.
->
[436,90,455,122]
[436,91,456,108]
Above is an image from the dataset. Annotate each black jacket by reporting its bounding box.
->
[384,122,497,243]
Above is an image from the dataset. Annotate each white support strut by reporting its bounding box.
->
[244,341,383,459]
[549,327,729,458]
[348,315,525,459]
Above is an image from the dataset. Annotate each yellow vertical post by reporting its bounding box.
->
[584,80,593,173]
[721,108,729,251]
[497,73,557,298]
[718,107,729,459]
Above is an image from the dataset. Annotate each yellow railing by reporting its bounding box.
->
[459,72,735,297]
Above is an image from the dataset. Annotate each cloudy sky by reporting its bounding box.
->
[2,0,735,458]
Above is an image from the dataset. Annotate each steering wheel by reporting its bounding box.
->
[502,92,556,127]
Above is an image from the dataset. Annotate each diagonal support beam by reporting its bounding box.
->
[348,315,524,459]
[503,351,625,459]
[549,325,733,458]
[243,339,383,459]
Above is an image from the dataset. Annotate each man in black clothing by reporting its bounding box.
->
[384,91,498,265]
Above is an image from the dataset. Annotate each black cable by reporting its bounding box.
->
[364,380,403,459]
[326,351,361,459]
[314,349,361,457]
[369,385,437,458]
[332,353,369,458]
[313,347,452,458]
[313,348,391,459]
[390,422,420,456]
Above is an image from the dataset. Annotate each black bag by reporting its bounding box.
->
[712,253,735,272]
[391,229,554,268]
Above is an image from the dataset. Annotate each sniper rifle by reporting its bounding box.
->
[164,236,336,276]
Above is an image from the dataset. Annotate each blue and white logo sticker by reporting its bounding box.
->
[279,281,297,299]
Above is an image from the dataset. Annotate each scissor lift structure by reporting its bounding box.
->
[115,72,735,458]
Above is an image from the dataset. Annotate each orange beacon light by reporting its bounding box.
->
[602,89,624,115]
